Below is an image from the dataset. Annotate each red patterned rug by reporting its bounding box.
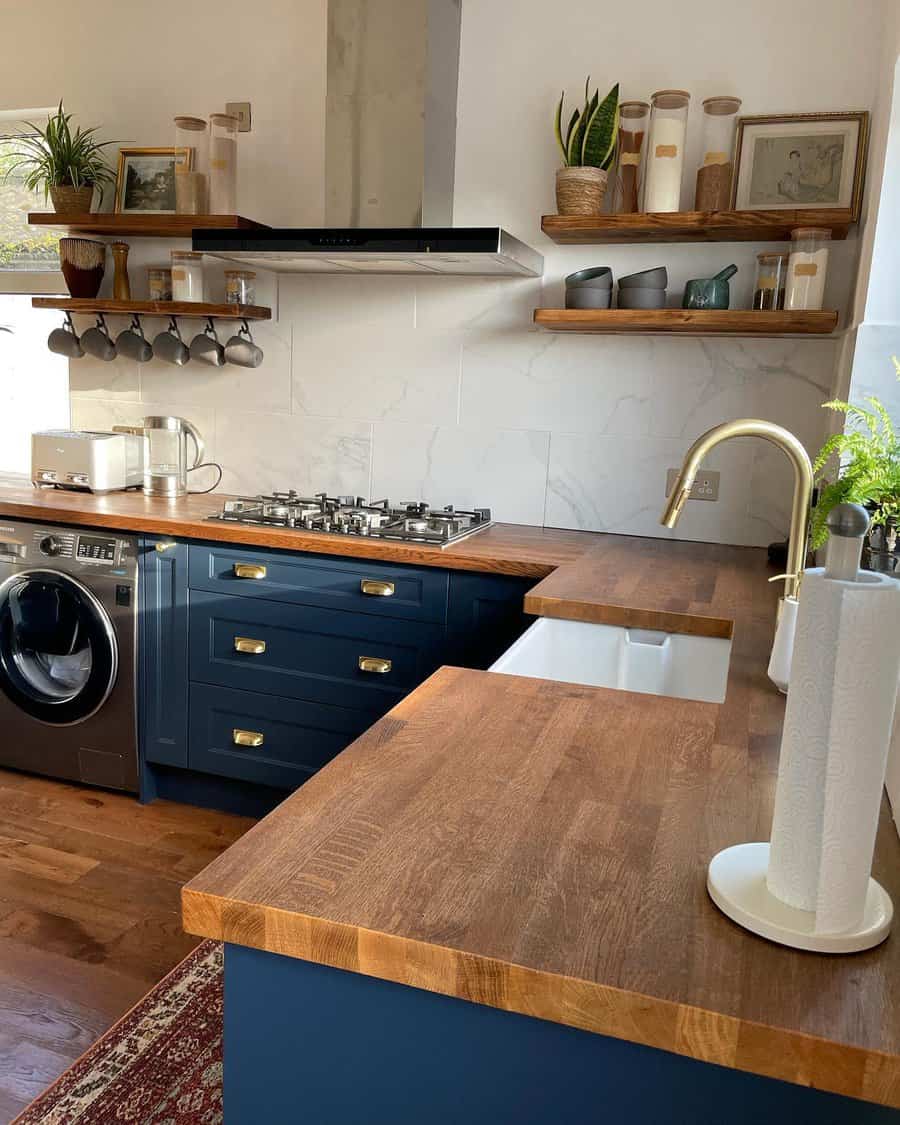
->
[14,940,223,1124]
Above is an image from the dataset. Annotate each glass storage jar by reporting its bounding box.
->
[147,267,173,301]
[224,269,256,305]
[642,90,690,212]
[752,252,788,310]
[170,250,205,302]
[208,112,239,214]
[694,96,741,211]
[785,228,831,311]
[174,116,208,215]
[615,101,649,214]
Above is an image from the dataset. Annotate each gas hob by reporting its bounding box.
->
[207,492,492,546]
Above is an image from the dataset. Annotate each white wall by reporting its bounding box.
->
[3,0,894,544]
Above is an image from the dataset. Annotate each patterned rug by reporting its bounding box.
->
[14,940,223,1124]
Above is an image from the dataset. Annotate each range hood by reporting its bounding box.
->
[194,0,543,278]
[192,227,543,277]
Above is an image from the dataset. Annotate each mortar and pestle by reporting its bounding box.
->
[682,264,737,310]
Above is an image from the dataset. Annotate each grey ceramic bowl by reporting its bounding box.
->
[566,287,612,310]
[618,266,668,290]
[617,287,667,310]
[565,266,613,289]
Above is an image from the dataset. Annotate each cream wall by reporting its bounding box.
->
[2,0,894,544]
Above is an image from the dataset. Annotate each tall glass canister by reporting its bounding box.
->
[616,101,649,213]
[642,90,690,212]
[208,112,239,214]
[174,116,208,215]
[694,96,741,211]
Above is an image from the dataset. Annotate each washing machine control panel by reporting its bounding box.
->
[75,534,118,564]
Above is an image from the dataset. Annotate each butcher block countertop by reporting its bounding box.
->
[2,483,898,1104]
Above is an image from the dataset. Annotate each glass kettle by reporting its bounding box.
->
[141,416,209,498]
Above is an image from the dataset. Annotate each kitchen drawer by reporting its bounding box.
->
[189,543,449,622]
[189,683,369,789]
[189,589,446,712]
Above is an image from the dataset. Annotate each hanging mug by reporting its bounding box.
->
[224,322,264,369]
[47,314,84,359]
[115,316,153,363]
[189,319,226,367]
[81,315,117,362]
[152,318,190,366]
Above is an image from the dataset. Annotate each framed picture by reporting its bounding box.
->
[114,147,190,214]
[731,111,869,218]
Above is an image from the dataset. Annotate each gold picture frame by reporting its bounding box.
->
[114,146,191,214]
[731,111,869,219]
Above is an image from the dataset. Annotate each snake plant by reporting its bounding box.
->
[555,79,619,170]
[4,102,115,201]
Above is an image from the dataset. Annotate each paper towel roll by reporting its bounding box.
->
[767,567,900,934]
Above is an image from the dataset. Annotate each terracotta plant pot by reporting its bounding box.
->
[59,237,106,298]
[49,184,95,214]
[555,166,608,215]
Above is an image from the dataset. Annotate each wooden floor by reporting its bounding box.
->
[0,769,254,1122]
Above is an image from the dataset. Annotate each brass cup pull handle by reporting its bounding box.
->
[155,540,177,553]
[234,563,267,580]
[233,728,264,749]
[234,636,266,655]
[358,655,392,674]
[360,579,395,597]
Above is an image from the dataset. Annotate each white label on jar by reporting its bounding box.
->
[655,144,678,158]
[620,152,641,166]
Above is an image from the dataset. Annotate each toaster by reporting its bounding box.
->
[31,430,147,493]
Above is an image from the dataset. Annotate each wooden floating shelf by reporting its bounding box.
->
[27,213,269,238]
[541,208,854,245]
[533,308,839,336]
[32,298,271,321]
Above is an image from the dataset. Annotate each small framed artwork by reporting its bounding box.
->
[731,111,869,218]
[114,147,190,214]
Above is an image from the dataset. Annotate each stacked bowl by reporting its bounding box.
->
[617,267,668,309]
[565,267,613,309]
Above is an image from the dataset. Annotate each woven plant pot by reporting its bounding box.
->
[49,184,95,214]
[555,166,608,215]
[59,237,106,297]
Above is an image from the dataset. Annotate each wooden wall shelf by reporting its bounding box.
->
[27,213,269,238]
[533,308,839,336]
[32,298,271,321]
[541,208,854,245]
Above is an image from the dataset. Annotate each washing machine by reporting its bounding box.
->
[0,519,139,792]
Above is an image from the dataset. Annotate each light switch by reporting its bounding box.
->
[226,102,252,132]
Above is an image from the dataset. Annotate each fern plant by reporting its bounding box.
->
[555,79,619,170]
[4,102,115,201]
[809,357,900,549]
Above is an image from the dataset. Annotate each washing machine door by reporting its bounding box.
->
[0,569,118,725]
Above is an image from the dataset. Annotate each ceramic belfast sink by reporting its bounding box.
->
[489,617,731,704]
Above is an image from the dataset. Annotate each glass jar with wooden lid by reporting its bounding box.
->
[616,101,649,213]
[643,90,691,213]
[752,252,788,310]
[208,113,239,214]
[224,269,256,305]
[694,96,741,211]
[173,116,208,215]
[170,250,205,302]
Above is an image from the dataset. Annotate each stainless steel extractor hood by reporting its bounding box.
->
[193,0,543,278]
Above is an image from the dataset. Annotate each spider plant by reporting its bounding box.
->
[809,357,900,549]
[4,102,115,201]
[554,79,619,170]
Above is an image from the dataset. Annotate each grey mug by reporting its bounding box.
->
[189,320,226,367]
[47,314,84,359]
[115,317,153,363]
[224,324,264,369]
[81,315,116,362]
[152,318,190,366]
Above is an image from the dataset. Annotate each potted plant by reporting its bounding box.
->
[810,357,900,572]
[5,102,115,214]
[554,79,619,215]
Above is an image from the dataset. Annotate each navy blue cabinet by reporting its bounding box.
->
[139,537,533,803]
[139,536,189,768]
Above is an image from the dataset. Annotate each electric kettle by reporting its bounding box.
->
[140,416,217,498]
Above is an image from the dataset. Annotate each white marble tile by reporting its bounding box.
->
[279,275,416,333]
[545,432,761,545]
[292,328,462,424]
[371,423,549,525]
[415,276,542,334]
[216,412,372,498]
[68,354,140,401]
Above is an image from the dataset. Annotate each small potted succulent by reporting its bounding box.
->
[5,102,115,214]
[810,357,900,572]
[554,79,619,215]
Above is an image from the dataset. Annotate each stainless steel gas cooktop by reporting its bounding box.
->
[207,492,492,547]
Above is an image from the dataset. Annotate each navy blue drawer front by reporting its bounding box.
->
[189,683,368,789]
[188,543,449,623]
[189,589,446,713]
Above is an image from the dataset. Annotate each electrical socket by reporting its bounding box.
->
[666,468,720,501]
[226,102,252,132]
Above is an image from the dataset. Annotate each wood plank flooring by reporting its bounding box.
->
[0,769,254,1122]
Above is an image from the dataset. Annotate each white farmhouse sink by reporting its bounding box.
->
[489,617,731,704]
